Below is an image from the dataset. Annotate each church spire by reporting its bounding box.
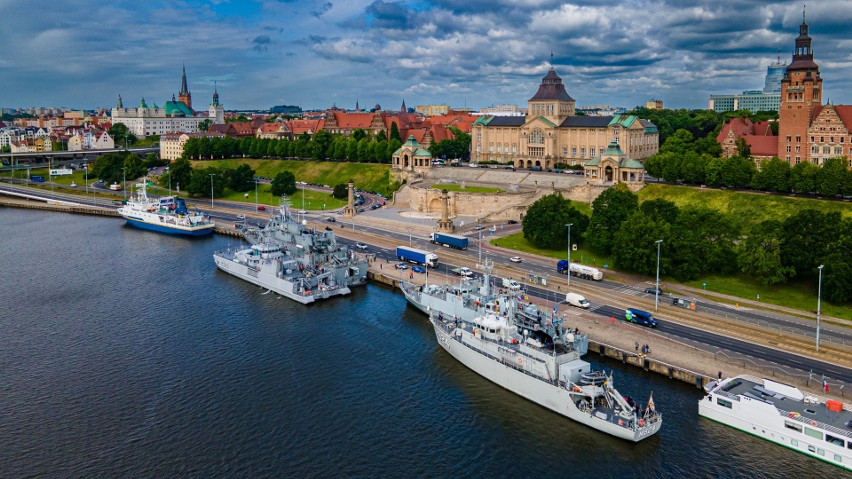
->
[116,94,123,109]
[401,99,407,112]
[177,65,192,110]
[212,81,219,106]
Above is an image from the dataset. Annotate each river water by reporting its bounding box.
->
[0,209,838,478]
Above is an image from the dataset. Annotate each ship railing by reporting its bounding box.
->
[778,408,852,439]
[712,389,741,402]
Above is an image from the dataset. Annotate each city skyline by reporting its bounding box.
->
[2,0,851,111]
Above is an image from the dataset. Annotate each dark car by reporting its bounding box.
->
[507,220,518,225]
[411,265,426,273]
[327,217,336,222]
[644,287,663,295]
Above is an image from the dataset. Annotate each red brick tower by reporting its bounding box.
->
[778,9,822,165]
[178,65,192,110]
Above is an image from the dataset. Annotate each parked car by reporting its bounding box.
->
[644,287,663,295]
[395,262,408,270]
[327,217,336,222]
[509,256,522,263]
[474,225,485,231]
[411,265,426,273]
[507,220,518,225]
[325,226,333,231]
[298,209,307,214]
[355,243,368,250]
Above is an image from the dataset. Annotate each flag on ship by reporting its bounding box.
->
[645,392,655,416]
[823,379,829,392]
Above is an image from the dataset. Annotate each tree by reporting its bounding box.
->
[780,210,840,280]
[521,194,590,249]
[640,199,679,222]
[643,154,664,178]
[163,157,192,192]
[735,137,751,158]
[352,129,367,142]
[680,152,707,184]
[332,183,348,199]
[356,138,369,161]
[92,152,126,184]
[660,152,683,182]
[659,129,694,156]
[311,130,333,160]
[108,123,136,148]
[790,161,818,193]
[271,171,297,196]
[187,167,225,198]
[816,156,846,196]
[737,220,794,285]
[667,207,739,280]
[612,211,671,276]
[198,119,212,132]
[752,157,790,192]
[144,153,164,169]
[721,155,755,187]
[229,164,256,192]
[345,137,358,160]
[389,122,402,142]
[123,154,147,182]
[586,184,639,255]
[705,156,726,187]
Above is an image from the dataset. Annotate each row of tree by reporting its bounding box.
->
[91,151,165,184]
[644,129,852,196]
[522,185,851,304]
[152,157,299,199]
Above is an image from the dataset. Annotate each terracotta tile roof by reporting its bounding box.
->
[834,105,852,130]
[286,119,325,134]
[751,121,774,136]
[332,112,373,129]
[745,135,778,157]
[716,117,754,143]
[230,122,256,136]
[258,123,282,133]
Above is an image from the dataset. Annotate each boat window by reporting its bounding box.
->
[791,439,798,447]
[848,440,852,449]
[835,454,842,463]
[716,398,732,409]
[808,445,816,453]
[817,448,824,456]
[804,427,823,440]
[825,434,844,447]
[803,408,816,415]
[784,421,802,432]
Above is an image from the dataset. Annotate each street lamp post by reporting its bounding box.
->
[255,178,259,213]
[209,173,215,208]
[168,170,172,197]
[122,167,126,200]
[655,239,663,311]
[816,264,824,351]
[565,223,573,287]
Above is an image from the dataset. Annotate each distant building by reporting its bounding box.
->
[270,105,303,115]
[471,68,659,169]
[576,104,628,116]
[583,140,645,186]
[415,104,450,116]
[159,131,226,160]
[716,118,777,161]
[111,68,220,137]
[478,104,524,116]
[392,135,433,173]
[709,57,786,112]
[645,100,664,110]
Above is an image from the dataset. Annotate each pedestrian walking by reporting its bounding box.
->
[635,342,639,352]
[718,371,722,381]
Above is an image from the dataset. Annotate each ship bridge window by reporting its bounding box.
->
[825,434,844,447]
[784,421,802,433]
[804,427,823,440]
[716,398,732,409]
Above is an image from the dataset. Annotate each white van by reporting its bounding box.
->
[565,292,590,309]
[502,278,521,290]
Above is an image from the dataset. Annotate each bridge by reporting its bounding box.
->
[0,147,160,163]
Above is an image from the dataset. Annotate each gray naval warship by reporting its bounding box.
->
[214,203,367,304]
[400,260,589,356]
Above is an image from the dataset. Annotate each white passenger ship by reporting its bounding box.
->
[699,375,852,471]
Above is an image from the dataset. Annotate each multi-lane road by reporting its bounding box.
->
[3,180,850,384]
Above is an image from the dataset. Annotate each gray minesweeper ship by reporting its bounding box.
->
[431,311,662,441]
[400,260,589,356]
[213,204,367,304]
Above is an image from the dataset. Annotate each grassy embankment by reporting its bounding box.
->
[432,183,503,194]
[492,185,852,317]
[218,187,346,211]
[190,159,397,196]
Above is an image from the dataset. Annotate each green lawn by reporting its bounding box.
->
[189,159,396,196]
[432,183,503,194]
[218,186,346,211]
[491,232,614,270]
[684,274,851,322]
[638,184,852,231]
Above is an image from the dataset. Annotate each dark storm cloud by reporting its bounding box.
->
[2,0,851,110]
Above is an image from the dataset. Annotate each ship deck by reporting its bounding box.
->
[717,376,852,439]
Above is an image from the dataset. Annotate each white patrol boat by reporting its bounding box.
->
[431,311,662,442]
[700,374,852,471]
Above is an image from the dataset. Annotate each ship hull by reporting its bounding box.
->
[432,319,660,442]
[213,253,350,305]
[123,215,215,236]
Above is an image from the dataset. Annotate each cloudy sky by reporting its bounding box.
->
[2,0,851,112]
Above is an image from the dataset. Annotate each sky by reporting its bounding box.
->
[2,0,852,112]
